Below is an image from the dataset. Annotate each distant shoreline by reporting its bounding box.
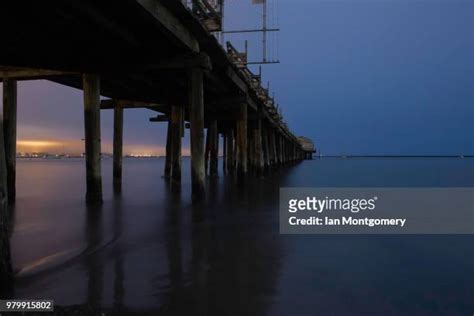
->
[319,155,474,158]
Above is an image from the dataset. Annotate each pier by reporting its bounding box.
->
[0,0,315,287]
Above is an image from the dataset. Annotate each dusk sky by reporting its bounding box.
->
[1,0,473,155]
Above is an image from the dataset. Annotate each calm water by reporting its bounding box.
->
[7,158,474,315]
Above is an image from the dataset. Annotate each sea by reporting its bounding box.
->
[7,157,474,315]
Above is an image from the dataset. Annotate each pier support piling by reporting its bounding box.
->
[269,129,276,167]
[3,79,16,202]
[170,106,183,183]
[223,132,227,174]
[189,68,205,202]
[83,74,103,204]
[209,120,219,178]
[254,119,264,176]
[0,110,12,294]
[164,118,172,178]
[205,125,211,175]
[113,107,123,193]
[225,130,235,173]
[236,103,248,175]
[262,126,270,170]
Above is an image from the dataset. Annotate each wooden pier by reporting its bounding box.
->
[0,0,315,284]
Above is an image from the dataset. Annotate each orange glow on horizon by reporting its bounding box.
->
[17,140,63,148]
[17,139,168,156]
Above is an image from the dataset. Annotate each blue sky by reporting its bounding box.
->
[2,0,473,155]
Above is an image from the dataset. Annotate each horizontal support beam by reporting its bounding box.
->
[101,99,168,112]
[0,66,77,80]
[149,115,169,122]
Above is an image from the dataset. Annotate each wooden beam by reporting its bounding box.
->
[83,74,103,204]
[100,99,168,112]
[136,0,199,53]
[0,66,76,80]
[254,118,264,176]
[3,79,17,201]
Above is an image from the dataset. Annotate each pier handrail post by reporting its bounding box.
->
[83,74,103,204]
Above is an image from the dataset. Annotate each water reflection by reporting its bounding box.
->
[7,158,473,315]
[85,204,104,309]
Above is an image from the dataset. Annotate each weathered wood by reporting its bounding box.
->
[254,118,264,175]
[223,132,227,173]
[262,126,270,170]
[205,126,211,175]
[3,79,16,202]
[83,74,102,204]
[0,109,12,295]
[225,130,235,173]
[209,120,219,178]
[189,68,205,202]
[236,103,248,175]
[170,106,182,183]
[272,130,278,166]
[101,99,168,112]
[0,66,76,79]
[164,118,172,178]
[113,107,123,193]
[279,136,284,165]
[248,125,255,170]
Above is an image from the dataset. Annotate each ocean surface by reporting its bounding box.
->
[8,157,474,315]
